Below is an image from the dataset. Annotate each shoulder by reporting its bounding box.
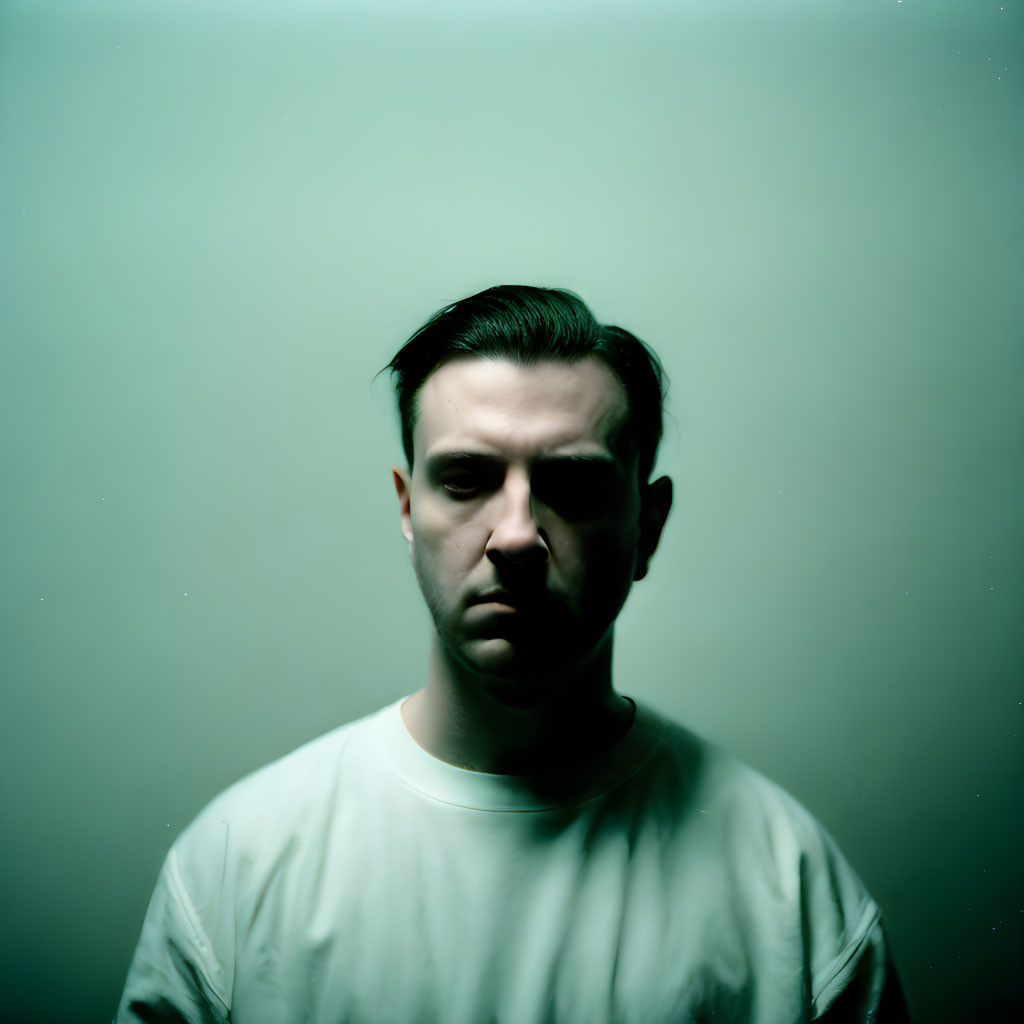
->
[636,703,884,1008]
[118,702,403,1018]
[639,701,864,880]
[170,700,399,888]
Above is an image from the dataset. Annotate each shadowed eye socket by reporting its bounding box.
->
[428,455,504,499]
[532,459,622,520]
[425,452,624,514]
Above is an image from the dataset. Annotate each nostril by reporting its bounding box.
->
[488,545,548,566]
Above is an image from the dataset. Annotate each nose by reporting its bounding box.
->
[485,469,549,567]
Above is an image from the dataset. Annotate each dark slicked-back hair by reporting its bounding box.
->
[387,285,667,483]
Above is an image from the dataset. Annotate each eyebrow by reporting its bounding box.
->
[424,451,618,470]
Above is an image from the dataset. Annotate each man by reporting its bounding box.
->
[118,285,908,1022]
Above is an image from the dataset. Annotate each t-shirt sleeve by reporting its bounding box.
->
[785,798,908,1021]
[115,847,231,1024]
[812,919,911,1021]
[731,764,909,1021]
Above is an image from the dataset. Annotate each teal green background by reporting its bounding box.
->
[1,1,1021,1020]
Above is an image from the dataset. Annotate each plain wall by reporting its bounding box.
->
[0,1,1021,1020]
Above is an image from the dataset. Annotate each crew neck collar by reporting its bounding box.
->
[377,695,663,812]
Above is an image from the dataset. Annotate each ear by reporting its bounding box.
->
[393,467,414,548]
[634,475,672,581]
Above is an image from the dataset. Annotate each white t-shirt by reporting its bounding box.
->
[117,698,898,1023]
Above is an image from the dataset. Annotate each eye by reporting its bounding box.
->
[532,462,621,520]
[433,458,504,500]
[440,472,483,498]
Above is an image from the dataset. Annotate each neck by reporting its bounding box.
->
[401,635,635,774]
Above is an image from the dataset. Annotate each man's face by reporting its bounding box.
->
[393,356,669,694]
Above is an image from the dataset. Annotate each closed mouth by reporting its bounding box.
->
[469,588,539,609]
[471,589,518,606]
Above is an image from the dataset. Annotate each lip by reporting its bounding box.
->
[468,588,534,610]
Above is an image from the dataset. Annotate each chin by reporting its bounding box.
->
[463,637,542,677]
[458,639,582,700]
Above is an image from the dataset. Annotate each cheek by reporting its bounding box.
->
[411,500,486,578]
[556,513,640,563]
[558,525,640,601]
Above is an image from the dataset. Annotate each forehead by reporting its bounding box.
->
[414,357,630,461]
